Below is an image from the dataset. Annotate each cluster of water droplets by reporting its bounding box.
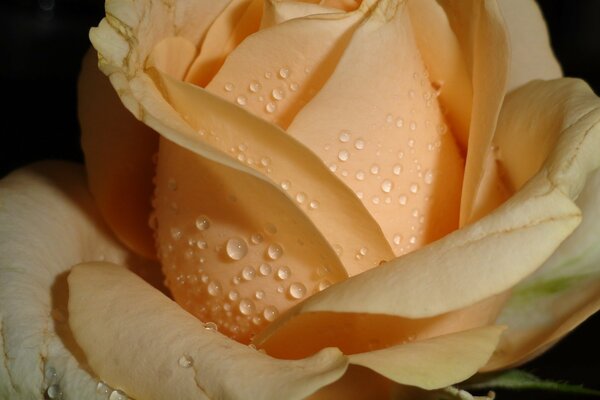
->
[321,70,450,254]
[157,178,335,342]
[43,364,131,400]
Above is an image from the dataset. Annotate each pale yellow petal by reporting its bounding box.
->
[497,0,562,92]
[79,49,158,259]
[260,0,340,29]
[407,0,472,149]
[185,0,263,87]
[348,326,504,390]
[68,263,349,400]
[205,2,368,129]
[151,69,393,277]
[287,0,465,254]
[0,162,150,399]
[146,36,198,81]
[438,0,510,225]
[482,78,600,370]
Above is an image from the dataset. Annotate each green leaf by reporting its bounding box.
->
[462,370,600,396]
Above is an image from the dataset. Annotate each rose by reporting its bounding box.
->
[1,0,600,399]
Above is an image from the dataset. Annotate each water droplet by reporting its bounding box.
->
[355,170,365,181]
[339,130,351,143]
[228,290,239,301]
[328,163,337,172]
[263,306,279,321]
[178,355,193,368]
[356,191,364,199]
[289,82,299,91]
[96,381,111,395]
[249,81,261,92]
[409,236,417,245]
[265,102,277,113]
[239,299,255,315]
[333,244,343,256]
[279,67,289,79]
[338,150,349,162]
[204,321,218,331]
[381,179,393,193]
[370,164,380,175]
[393,164,403,175]
[408,138,415,148]
[260,157,271,167]
[207,281,222,296]
[267,243,283,260]
[224,82,234,92]
[109,390,128,400]
[359,247,368,256]
[259,263,272,276]
[386,114,394,123]
[397,151,404,159]
[412,208,420,218]
[409,121,417,131]
[170,227,182,241]
[408,89,415,98]
[276,266,291,280]
[318,280,332,291]
[354,138,365,150]
[409,183,419,194]
[280,180,291,190]
[242,266,256,281]
[277,285,284,293]
[393,234,402,245]
[372,196,380,205]
[195,215,211,231]
[45,366,57,382]
[265,71,272,79]
[46,384,62,399]
[424,170,434,185]
[255,290,265,300]
[250,233,263,244]
[196,240,207,250]
[236,95,247,106]
[395,118,404,128]
[309,200,320,210]
[295,192,307,204]
[289,282,307,299]
[226,237,248,260]
[272,88,285,101]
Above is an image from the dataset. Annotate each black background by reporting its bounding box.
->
[0,1,599,398]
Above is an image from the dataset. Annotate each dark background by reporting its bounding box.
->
[0,0,599,398]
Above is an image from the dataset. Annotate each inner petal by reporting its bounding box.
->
[287,0,464,254]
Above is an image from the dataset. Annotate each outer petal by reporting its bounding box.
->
[483,78,600,369]
[497,0,562,92]
[260,0,340,29]
[0,162,151,399]
[68,262,349,400]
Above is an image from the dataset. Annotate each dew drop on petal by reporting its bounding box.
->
[280,180,291,191]
[354,138,365,150]
[272,88,285,101]
[338,150,350,162]
[424,170,434,185]
[289,82,299,91]
[255,290,265,300]
[289,282,306,299]
[399,195,408,205]
[207,280,222,296]
[295,192,307,204]
[224,82,234,92]
[178,355,193,368]
[395,118,404,128]
[239,299,255,315]
[318,280,332,291]
[410,183,419,194]
[276,265,291,280]
[195,215,211,231]
[259,263,272,276]
[236,95,247,106]
[339,130,351,143]
[250,233,264,244]
[355,170,365,181]
[263,305,279,321]
[309,200,320,210]
[204,321,218,331]
[393,164,403,175]
[249,81,261,92]
[228,290,239,301]
[409,121,417,131]
[381,179,393,193]
[279,67,289,79]
[96,382,111,395]
[242,266,256,281]
[226,237,248,260]
[393,234,402,245]
[265,102,277,113]
[267,243,283,260]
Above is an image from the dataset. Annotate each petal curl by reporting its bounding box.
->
[483,78,600,370]
[260,0,340,29]
[0,162,150,399]
[68,263,349,400]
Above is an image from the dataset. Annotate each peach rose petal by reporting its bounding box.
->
[407,0,473,150]
[205,1,370,129]
[497,0,562,92]
[260,0,340,29]
[150,69,393,275]
[68,262,349,400]
[79,49,158,259]
[0,162,150,399]
[437,0,510,225]
[286,0,464,254]
[185,0,263,87]
[482,78,600,369]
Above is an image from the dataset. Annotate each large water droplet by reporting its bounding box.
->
[178,354,193,368]
[46,384,62,399]
[195,215,211,231]
[381,179,393,193]
[339,130,351,143]
[239,299,256,315]
[276,266,291,280]
[272,88,285,101]
[289,282,307,299]
[96,382,111,395]
[226,237,248,260]
[207,281,222,296]
[267,243,283,260]
[338,150,349,162]
[263,305,279,321]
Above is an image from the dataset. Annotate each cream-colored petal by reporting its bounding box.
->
[0,161,148,399]
[185,0,263,87]
[482,78,600,370]
[407,0,473,150]
[68,263,349,400]
[260,0,340,29]
[79,49,158,259]
[286,0,465,254]
[151,69,393,276]
[497,0,562,92]
[437,0,510,225]
[348,326,504,390]
[146,36,198,81]
[205,2,368,129]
